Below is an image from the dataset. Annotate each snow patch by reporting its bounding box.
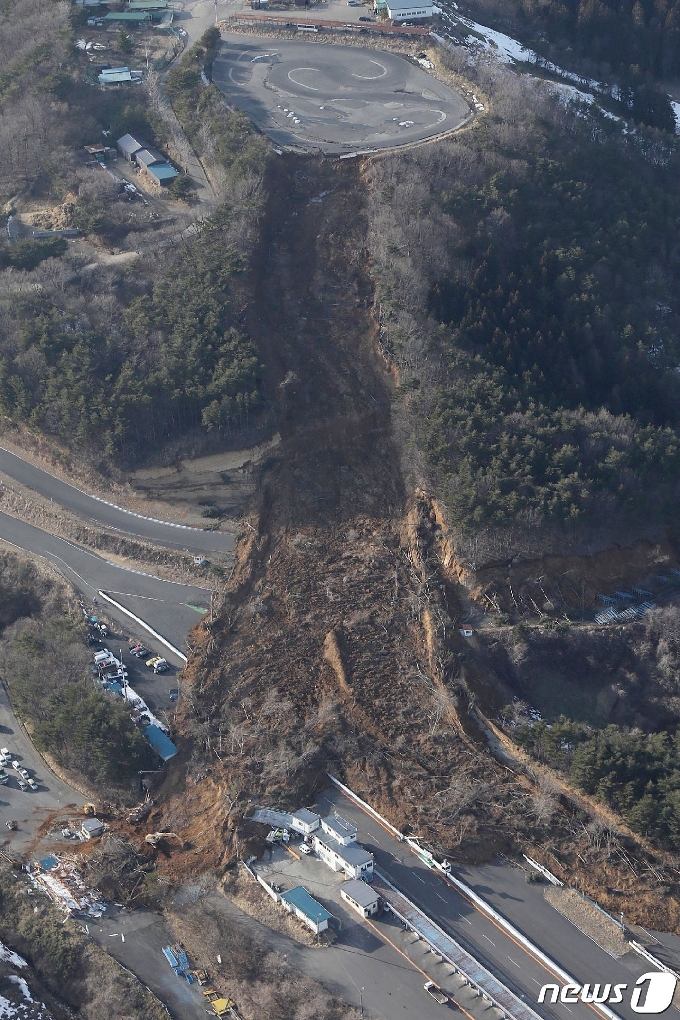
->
[7,978,31,1003]
[0,945,26,969]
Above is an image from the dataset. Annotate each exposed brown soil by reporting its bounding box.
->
[114,155,680,933]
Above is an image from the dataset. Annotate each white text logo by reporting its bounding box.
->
[538,974,677,1015]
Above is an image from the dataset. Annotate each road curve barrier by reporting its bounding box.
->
[327,774,623,1020]
[97,591,188,663]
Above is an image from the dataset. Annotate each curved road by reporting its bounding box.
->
[0,511,211,851]
[0,447,235,555]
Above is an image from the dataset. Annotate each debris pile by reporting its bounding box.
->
[28,857,106,918]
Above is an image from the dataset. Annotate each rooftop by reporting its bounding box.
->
[135,146,164,167]
[322,813,357,840]
[117,132,144,155]
[293,808,320,825]
[144,723,178,761]
[281,886,333,923]
[82,817,104,832]
[342,879,378,907]
[103,10,150,19]
[147,163,180,182]
[316,833,373,867]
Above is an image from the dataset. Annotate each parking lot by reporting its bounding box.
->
[213,34,470,152]
[252,844,507,1020]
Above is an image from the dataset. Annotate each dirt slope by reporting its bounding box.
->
[139,156,680,931]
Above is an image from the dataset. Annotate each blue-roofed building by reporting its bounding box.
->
[144,723,178,761]
[280,886,332,934]
[38,855,59,872]
[145,162,180,186]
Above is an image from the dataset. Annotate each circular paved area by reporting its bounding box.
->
[213,34,470,153]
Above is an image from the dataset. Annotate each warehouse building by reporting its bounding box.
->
[385,0,433,18]
[280,886,333,934]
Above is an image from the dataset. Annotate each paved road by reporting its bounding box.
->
[315,789,672,1020]
[0,448,234,555]
[89,908,208,1020]
[0,512,212,847]
[0,680,85,850]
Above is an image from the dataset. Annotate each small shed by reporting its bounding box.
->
[117,133,144,161]
[341,879,380,917]
[81,818,105,840]
[280,886,332,934]
[290,808,321,836]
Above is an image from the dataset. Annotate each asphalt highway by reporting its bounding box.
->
[315,789,672,1020]
[0,447,235,555]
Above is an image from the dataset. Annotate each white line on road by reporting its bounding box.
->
[366,830,380,844]
[414,873,426,883]
[435,892,447,902]
[507,957,521,968]
[481,934,495,945]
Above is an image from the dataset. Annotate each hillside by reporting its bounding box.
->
[135,146,680,932]
[4,2,680,940]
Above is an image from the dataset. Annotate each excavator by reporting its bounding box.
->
[145,831,180,848]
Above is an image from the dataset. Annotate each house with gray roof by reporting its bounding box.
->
[312,830,373,881]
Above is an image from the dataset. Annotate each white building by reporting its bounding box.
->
[320,813,357,846]
[290,808,321,836]
[280,886,332,934]
[386,0,432,18]
[341,879,380,918]
[313,832,374,881]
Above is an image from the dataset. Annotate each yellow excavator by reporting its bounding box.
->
[82,803,96,817]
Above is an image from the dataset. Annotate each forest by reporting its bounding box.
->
[369,59,680,554]
[517,719,680,849]
[0,554,154,790]
[465,0,680,81]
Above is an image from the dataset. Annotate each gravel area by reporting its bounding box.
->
[544,885,628,957]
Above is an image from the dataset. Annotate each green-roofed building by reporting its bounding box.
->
[127,1,168,9]
[103,10,150,21]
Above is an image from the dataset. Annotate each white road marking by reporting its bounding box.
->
[481,934,495,945]
[288,68,320,90]
[414,873,426,883]
[507,957,521,968]
[352,59,388,80]
[366,829,380,844]
[435,892,447,903]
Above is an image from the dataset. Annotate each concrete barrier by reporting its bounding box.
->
[328,774,623,1020]
[523,855,564,886]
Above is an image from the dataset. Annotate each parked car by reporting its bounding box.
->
[130,644,149,657]
[0,747,9,758]
[359,15,374,19]
[146,656,169,673]
[0,770,8,785]
[424,982,449,1005]
[27,778,38,791]
[298,843,313,855]
[17,778,28,791]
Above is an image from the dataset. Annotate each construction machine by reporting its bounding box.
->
[145,831,179,848]
[82,803,96,817]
